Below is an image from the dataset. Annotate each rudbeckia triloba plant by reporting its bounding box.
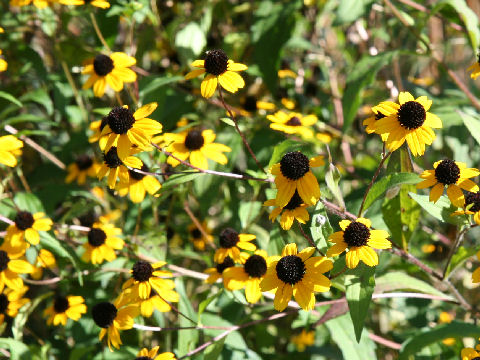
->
[6,211,53,247]
[214,228,256,263]
[0,135,23,167]
[44,295,87,326]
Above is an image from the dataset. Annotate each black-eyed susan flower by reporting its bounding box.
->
[185,49,247,98]
[0,50,6,72]
[97,146,142,189]
[121,284,179,317]
[204,256,235,285]
[122,260,175,300]
[188,222,213,251]
[82,53,136,97]
[0,244,34,292]
[65,155,100,185]
[373,91,442,156]
[281,98,296,110]
[260,243,332,311]
[223,250,271,304]
[363,102,398,141]
[0,135,23,167]
[291,329,315,352]
[0,286,29,325]
[278,69,297,79]
[92,300,138,351]
[417,160,479,208]
[264,190,310,230]
[214,228,256,264]
[5,211,53,247]
[267,111,317,139]
[472,250,480,283]
[163,129,231,170]
[59,0,110,7]
[453,191,480,225]
[461,346,480,360]
[88,116,108,144]
[326,218,391,269]
[136,347,176,360]
[116,164,161,203]
[271,151,324,208]
[31,249,56,280]
[100,103,162,159]
[81,222,124,265]
[10,0,49,8]
[44,295,87,326]
[468,54,480,80]
[240,95,275,116]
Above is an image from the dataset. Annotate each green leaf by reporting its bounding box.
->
[334,0,374,25]
[267,139,301,168]
[409,192,465,225]
[176,278,198,356]
[461,111,480,147]
[160,173,201,191]
[197,290,223,325]
[363,173,420,212]
[175,22,207,60]
[399,322,480,359]
[345,263,375,342]
[139,76,183,99]
[14,192,44,213]
[446,245,480,278]
[0,91,22,107]
[238,201,262,229]
[342,52,396,131]
[325,163,345,208]
[309,200,333,253]
[219,117,235,127]
[0,338,30,360]
[20,89,53,115]
[204,337,226,360]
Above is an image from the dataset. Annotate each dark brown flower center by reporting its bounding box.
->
[75,155,93,170]
[93,54,114,76]
[88,228,107,247]
[244,254,267,278]
[343,221,370,247]
[434,159,460,185]
[14,211,35,230]
[285,116,301,126]
[397,101,426,130]
[204,49,229,76]
[276,255,305,285]
[215,256,234,274]
[0,251,10,272]
[107,107,135,135]
[135,357,152,360]
[184,130,205,150]
[79,212,96,228]
[103,147,123,168]
[92,302,117,328]
[243,96,257,112]
[129,164,148,181]
[465,192,480,212]
[132,260,154,282]
[280,151,310,180]
[190,228,202,239]
[284,190,303,210]
[219,228,239,248]
[0,294,8,314]
[53,296,69,313]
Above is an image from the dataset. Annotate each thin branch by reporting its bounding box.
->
[297,221,324,256]
[89,13,110,51]
[442,226,473,279]
[183,201,216,249]
[0,215,13,225]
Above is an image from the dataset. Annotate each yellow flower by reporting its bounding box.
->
[31,249,56,280]
[10,0,50,8]
[92,300,138,351]
[0,50,6,72]
[136,347,176,360]
[281,98,296,110]
[461,347,480,360]
[116,164,161,203]
[97,146,142,189]
[0,286,29,325]
[5,211,53,247]
[0,135,23,167]
[438,311,455,345]
[188,222,213,251]
[264,190,310,230]
[214,228,256,263]
[468,54,480,79]
[452,192,480,225]
[239,96,275,116]
[81,222,124,265]
[373,91,442,156]
[472,250,480,284]
[122,260,175,300]
[185,49,248,98]
[260,243,332,311]
[271,151,324,208]
[363,102,398,141]
[291,329,315,352]
[163,129,231,170]
[0,243,34,292]
[278,69,297,79]
[44,295,87,326]
[88,117,108,144]
[204,256,235,285]
[327,218,391,269]
[223,250,271,304]
[65,155,100,185]
[58,0,110,8]
[267,111,317,139]
[82,52,136,97]
[417,159,479,208]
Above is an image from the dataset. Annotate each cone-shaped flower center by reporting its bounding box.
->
[343,221,370,247]
[190,228,202,239]
[0,251,10,272]
[88,228,107,247]
[104,147,123,168]
[434,159,460,185]
[286,116,301,126]
[280,151,310,180]
[0,294,8,314]
[92,302,117,328]
[465,192,480,212]
[184,130,205,150]
[397,101,426,130]
[14,211,35,230]
[375,112,386,121]
[219,228,239,248]
[215,256,234,274]
[244,254,267,278]
[204,49,228,76]
[107,107,135,135]
[276,255,305,285]
[243,96,257,112]
[284,190,303,210]
[53,296,69,313]
[93,54,114,76]
[129,164,148,181]
[132,260,154,282]
[75,155,93,170]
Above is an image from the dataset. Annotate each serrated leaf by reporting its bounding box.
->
[309,201,333,253]
[345,263,375,342]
